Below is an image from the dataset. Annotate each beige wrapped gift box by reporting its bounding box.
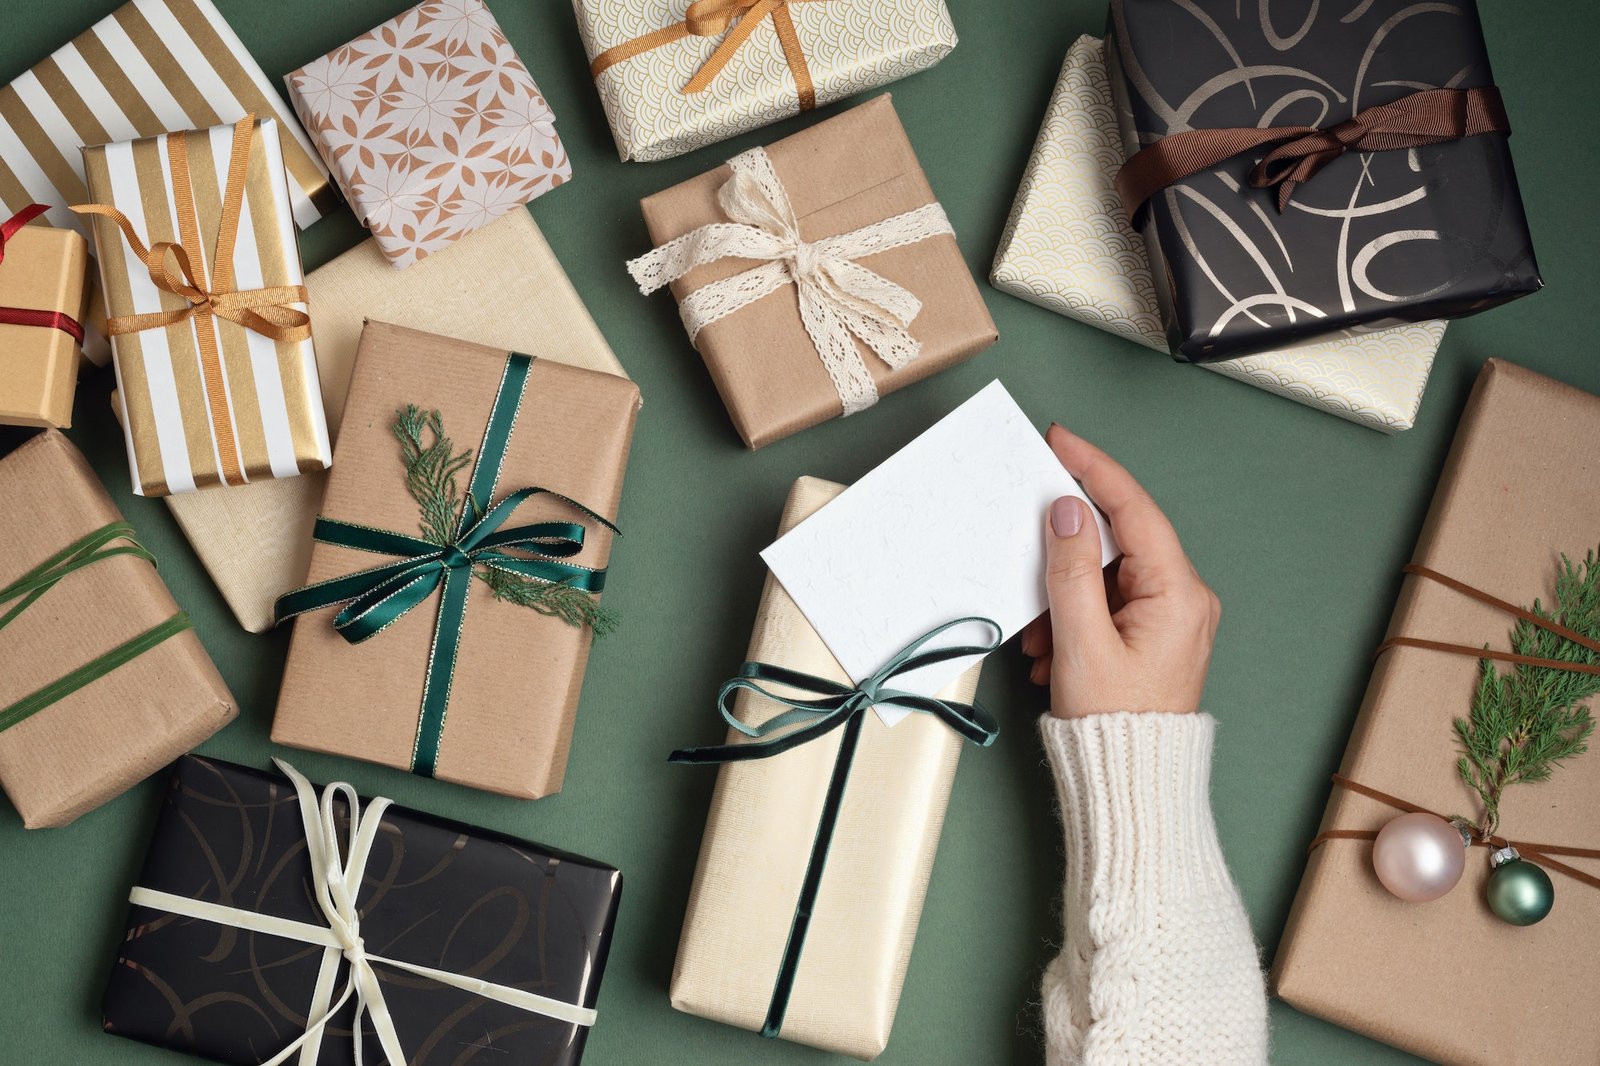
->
[671,476,984,1060]
[130,209,629,632]
[991,36,1447,433]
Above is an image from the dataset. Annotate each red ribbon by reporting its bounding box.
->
[0,204,86,344]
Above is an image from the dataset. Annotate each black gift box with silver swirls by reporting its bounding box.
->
[1106,0,1542,362]
[101,755,621,1066]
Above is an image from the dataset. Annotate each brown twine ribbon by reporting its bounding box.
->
[590,0,828,111]
[1115,85,1510,225]
[1308,564,1600,891]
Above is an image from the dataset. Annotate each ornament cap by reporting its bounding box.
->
[1490,845,1521,869]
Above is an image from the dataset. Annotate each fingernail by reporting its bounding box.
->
[1051,496,1082,537]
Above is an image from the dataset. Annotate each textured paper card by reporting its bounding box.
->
[762,380,1115,719]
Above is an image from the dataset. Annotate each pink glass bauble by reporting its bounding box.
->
[1372,812,1467,902]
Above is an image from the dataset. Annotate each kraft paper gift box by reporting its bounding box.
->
[670,476,984,1060]
[1271,360,1600,1064]
[992,36,1447,433]
[286,0,571,270]
[635,95,996,449]
[140,208,631,634]
[81,117,330,497]
[0,209,92,428]
[1105,0,1541,362]
[0,0,338,366]
[0,432,234,830]
[272,321,639,799]
[103,755,622,1066]
[573,0,957,162]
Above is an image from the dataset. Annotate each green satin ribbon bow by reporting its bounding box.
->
[670,616,1002,1039]
[273,352,617,778]
[1,521,191,733]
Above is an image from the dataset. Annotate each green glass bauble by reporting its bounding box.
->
[1486,851,1554,926]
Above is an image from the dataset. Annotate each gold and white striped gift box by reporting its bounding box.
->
[0,0,337,364]
[82,118,330,497]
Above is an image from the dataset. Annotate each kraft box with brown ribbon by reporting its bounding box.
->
[1105,0,1543,362]
[1271,360,1600,1064]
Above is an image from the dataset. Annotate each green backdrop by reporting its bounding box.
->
[2,1,1595,1063]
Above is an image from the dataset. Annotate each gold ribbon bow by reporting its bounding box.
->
[591,0,829,110]
[71,115,310,488]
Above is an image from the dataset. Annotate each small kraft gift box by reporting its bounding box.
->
[0,431,234,830]
[1272,360,1600,1064]
[1105,0,1541,362]
[630,95,996,449]
[573,0,959,162]
[79,116,330,497]
[286,0,571,269]
[0,205,93,428]
[103,755,622,1066]
[669,476,992,1060]
[272,321,639,799]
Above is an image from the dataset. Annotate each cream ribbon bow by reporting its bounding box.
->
[128,760,597,1066]
[627,147,956,415]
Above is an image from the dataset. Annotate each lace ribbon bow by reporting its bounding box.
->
[627,147,954,416]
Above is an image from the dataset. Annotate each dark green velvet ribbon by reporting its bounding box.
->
[670,616,1002,1039]
[273,352,617,778]
[1,521,191,733]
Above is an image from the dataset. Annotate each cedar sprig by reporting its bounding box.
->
[1454,549,1600,838]
[391,405,615,636]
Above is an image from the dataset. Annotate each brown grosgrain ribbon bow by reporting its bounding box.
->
[1116,85,1511,224]
[70,115,310,488]
[0,203,85,344]
[591,0,829,110]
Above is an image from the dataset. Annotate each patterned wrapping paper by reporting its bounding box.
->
[993,36,1446,433]
[82,118,331,497]
[286,0,571,269]
[0,221,91,428]
[103,755,622,1066]
[573,0,958,162]
[671,476,982,1060]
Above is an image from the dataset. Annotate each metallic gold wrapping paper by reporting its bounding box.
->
[0,223,91,428]
[671,476,982,1060]
[82,117,330,497]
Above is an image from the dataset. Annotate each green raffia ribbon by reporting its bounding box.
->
[273,352,619,778]
[0,521,191,733]
[669,616,1002,1039]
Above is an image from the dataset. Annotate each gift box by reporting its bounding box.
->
[81,116,330,497]
[993,36,1446,432]
[0,431,233,829]
[286,0,571,269]
[0,207,92,428]
[670,476,986,1059]
[272,320,639,798]
[573,0,958,162]
[103,754,621,1066]
[1105,0,1541,362]
[1271,360,1600,1064]
[146,208,631,634]
[633,95,996,449]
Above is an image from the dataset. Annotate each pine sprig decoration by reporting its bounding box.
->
[391,405,615,636]
[1454,549,1600,838]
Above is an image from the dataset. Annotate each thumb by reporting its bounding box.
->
[1044,496,1115,650]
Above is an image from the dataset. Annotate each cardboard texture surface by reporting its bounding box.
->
[639,95,996,449]
[0,432,234,829]
[153,208,630,633]
[272,320,639,799]
[1271,360,1600,1064]
[671,476,983,1060]
[0,224,90,428]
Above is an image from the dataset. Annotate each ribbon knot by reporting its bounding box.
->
[627,146,956,418]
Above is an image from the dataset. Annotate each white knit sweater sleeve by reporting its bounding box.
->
[1038,712,1268,1066]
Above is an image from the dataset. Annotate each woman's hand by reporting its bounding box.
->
[1022,425,1220,718]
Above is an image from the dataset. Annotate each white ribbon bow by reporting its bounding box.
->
[627,147,956,416]
[128,759,597,1066]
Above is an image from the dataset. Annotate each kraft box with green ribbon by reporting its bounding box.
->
[0,431,234,829]
[668,476,994,1060]
[271,321,640,800]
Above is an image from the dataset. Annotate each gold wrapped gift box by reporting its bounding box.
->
[0,219,91,428]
